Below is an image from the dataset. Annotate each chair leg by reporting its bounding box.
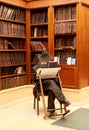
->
[33,92,40,115]
[33,96,36,109]
[60,103,63,113]
[64,104,67,112]
[63,104,70,116]
[37,95,40,115]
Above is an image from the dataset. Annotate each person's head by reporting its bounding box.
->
[32,50,52,65]
[39,50,52,64]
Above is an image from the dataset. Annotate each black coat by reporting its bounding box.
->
[32,65,66,103]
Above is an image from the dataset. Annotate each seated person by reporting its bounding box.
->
[32,51,71,116]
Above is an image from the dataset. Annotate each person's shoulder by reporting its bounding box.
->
[32,65,38,71]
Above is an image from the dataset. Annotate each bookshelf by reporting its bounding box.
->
[0,3,27,90]
[1,0,89,91]
[52,1,89,89]
[29,7,49,82]
[53,4,78,89]
[54,4,76,65]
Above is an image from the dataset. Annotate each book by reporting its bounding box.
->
[48,61,58,68]
[0,5,4,17]
[30,41,47,51]
[14,66,24,74]
[5,7,13,19]
[8,42,15,49]
[34,27,38,37]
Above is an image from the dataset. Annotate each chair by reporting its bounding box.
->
[33,67,70,119]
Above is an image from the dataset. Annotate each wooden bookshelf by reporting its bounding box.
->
[0,3,27,90]
[54,4,76,65]
[28,0,89,89]
[52,1,89,89]
[1,0,89,91]
[29,7,50,82]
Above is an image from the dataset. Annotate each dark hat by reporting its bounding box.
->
[32,51,52,65]
[39,51,52,63]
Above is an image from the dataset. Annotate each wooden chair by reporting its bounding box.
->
[33,67,70,119]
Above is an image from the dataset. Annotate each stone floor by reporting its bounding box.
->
[0,95,89,130]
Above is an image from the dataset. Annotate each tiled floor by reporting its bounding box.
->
[0,96,89,130]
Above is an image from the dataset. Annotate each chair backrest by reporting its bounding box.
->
[36,67,61,79]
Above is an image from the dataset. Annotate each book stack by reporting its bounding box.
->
[0,5,25,21]
[30,41,47,51]
[31,10,48,24]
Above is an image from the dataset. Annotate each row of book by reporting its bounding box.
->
[0,4,26,22]
[54,51,76,65]
[0,52,25,66]
[31,10,48,24]
[1,66,25,76]
[54,21,76,34]
[55,5,76,21]
[0,21,26,36]
[0,39,25,49]
[1,75,27,90]
[30,41,47,51]
[55,37,76,48]
[31,27,48,37]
